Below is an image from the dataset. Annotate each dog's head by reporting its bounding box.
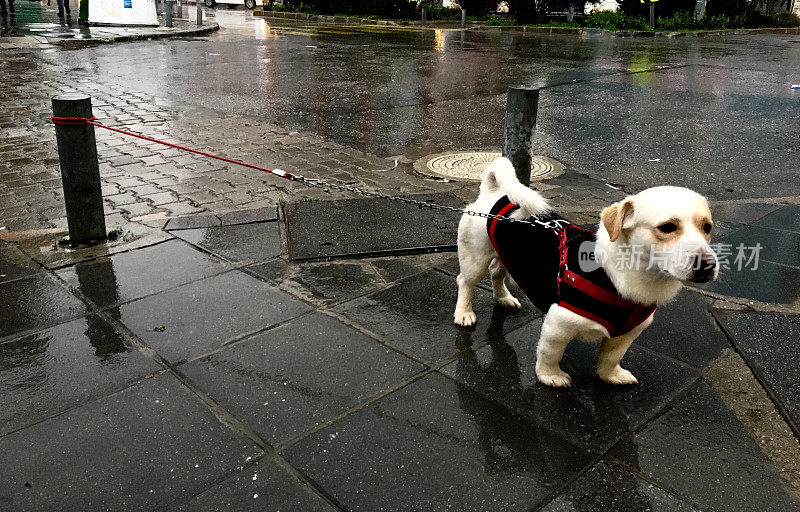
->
[600,186,718,284]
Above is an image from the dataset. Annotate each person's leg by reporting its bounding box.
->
[64,0,70,15]
[7,0,13,14]
[56,0,65,16]
[0,0,7,16]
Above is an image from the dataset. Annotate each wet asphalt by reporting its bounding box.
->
[33,9,800,200]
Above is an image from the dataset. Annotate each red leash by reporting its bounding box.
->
[50,115,297,181]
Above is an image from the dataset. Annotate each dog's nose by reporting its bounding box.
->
[691,254,718,283]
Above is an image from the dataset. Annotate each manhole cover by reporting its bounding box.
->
[414,151,564,182]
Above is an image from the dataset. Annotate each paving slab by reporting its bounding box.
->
[56,240,229,308]
[172,222,282,264]
[114,271,312,363]
[754,205,800,233]
[0,240,40,284]
[0,374,261,512]
[0,315,159,435]
[330,269,540,364]
[610,379,800,512]
[635,290,730,369]
[283,193,462,261]
[706,259,800,304]
[541,461,699,512]
[220,207,278,226]
[368,253,454,283]
[0,274,87,340]
[709,202,782,226]
[181,313,422,445]
[14,222,172,269]
[245,259,382,306]
[441,320,698,453]
[164,214,222,231]
[168,460,335,512]
[283,372,591,512]
[718,224,800,268]
[713,310,800,433]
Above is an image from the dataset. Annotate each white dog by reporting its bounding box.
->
[454,157,718,387]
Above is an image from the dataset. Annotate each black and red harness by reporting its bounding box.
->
[488,196,655,338]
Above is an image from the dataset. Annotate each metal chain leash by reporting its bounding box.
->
[291,174,548,226]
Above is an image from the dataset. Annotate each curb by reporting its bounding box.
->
[252,10,800,38]
[50,21,220,49]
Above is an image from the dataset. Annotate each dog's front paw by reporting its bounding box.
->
[598,365,639,385]
[536,369,572,388]
[454,310,477,327]
[495,295,521,309]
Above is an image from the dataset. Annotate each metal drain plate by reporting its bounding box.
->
[414,151,564,182]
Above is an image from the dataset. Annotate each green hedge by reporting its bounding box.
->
[584,8,800,31]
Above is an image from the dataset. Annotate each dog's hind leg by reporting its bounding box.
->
[454,252,491,327]
[535,309,574,387]
[489,258,521,308]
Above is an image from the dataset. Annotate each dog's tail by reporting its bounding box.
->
[480,157,549,216]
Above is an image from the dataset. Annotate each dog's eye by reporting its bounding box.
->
[703,223,713,235]
[657,222,678,234]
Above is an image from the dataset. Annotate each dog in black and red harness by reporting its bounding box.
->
[455,157,718,387]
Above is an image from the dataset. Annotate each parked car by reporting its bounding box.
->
[203,0,259,10]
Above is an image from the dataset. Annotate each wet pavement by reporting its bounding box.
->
[2,7,800,512]
[3,200,800,510]
[29,10,800,200]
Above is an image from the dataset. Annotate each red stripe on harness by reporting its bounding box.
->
[489,202,518,243]
[561,269,638,309]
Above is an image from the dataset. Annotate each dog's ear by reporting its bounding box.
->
[601,198,635,242]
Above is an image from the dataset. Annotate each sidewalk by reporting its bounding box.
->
[2,24,800,512]
[0,1,218,50]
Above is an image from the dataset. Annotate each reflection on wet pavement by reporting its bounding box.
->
[442,319,698,453]
[38,12,800,199]
[541,461,699,511]
[0,315,158,433]
[0,273,87,340]
[56,239,228,308]
[284,372,592,511]
[331,269,539,363]
[179,312,422,445]
[611,379,800,512]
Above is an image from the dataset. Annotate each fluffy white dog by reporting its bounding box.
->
[454,157,718,387]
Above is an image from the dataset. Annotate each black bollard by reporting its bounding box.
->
[165,0,173,27]
[502,87,539,186]
[52,93,107,244]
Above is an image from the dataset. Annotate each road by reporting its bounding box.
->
[24,9,800,199]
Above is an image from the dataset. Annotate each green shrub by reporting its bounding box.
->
[485,15,516,26]
[656,10,695,30]
[585,9,648,30]
[773,11,800,27]
[423,4,461,21]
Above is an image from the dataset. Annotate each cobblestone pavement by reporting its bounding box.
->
[0,50,620,235]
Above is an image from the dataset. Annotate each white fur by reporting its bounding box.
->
[454,157,717,387]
